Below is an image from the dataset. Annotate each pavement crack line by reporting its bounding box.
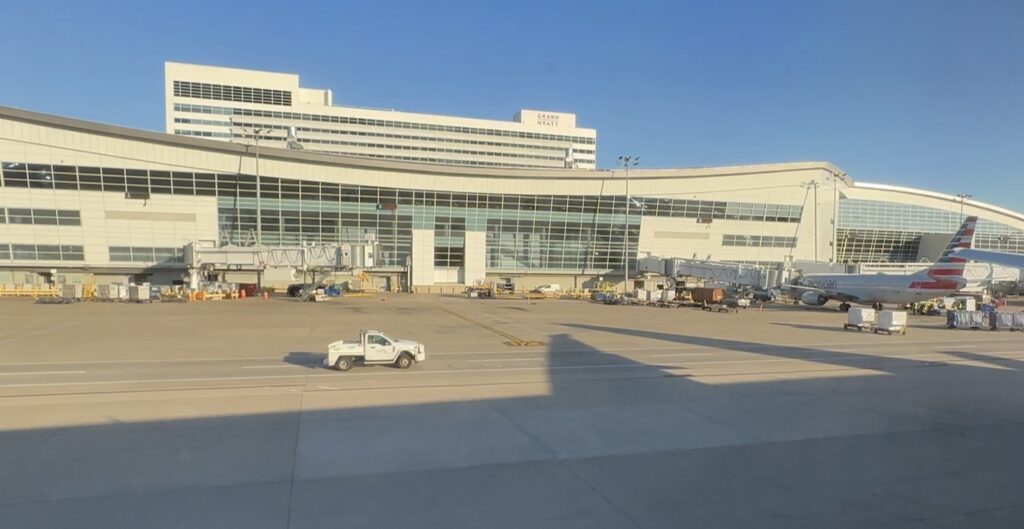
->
[284,386,306,529]
[558,459,646,529]
[494,408,644,529]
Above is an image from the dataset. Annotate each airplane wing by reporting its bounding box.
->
[952,248,1024,269]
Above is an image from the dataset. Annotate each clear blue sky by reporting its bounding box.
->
[2,0,1022,208]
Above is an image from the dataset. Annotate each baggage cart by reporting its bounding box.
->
[990,312,1024,332]
[702,303,738,313]
[946,310,985,329]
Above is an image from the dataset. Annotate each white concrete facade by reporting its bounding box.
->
[165,62,597,170]
[2,106,1023,291]
[410,229,434,287]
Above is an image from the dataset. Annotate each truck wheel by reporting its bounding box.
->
[396,353,413,369]
[334,357,353,372]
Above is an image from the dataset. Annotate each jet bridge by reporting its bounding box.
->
[183,241,378,288]
[638,256,787,289]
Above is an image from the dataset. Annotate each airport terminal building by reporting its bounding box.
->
[1,104,1023,291]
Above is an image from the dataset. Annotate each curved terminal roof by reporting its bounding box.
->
[0,105,843,183]
[853,182,1024,225]
[0,104,1018,227]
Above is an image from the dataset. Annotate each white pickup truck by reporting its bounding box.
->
[324,330,426,371]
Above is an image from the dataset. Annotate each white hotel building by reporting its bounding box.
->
[165,62,597,170]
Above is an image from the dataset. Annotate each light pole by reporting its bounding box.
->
[801,180,820,261]
[831,173,842,263]
[956,193,972,219]
[233,120,271,246]
[616,155,639,293]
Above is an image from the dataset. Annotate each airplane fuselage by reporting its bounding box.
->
[800,271,961,305]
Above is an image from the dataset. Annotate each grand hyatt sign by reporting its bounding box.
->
[536,113,561,127]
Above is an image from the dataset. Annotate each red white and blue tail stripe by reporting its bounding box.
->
[925,216,977,284]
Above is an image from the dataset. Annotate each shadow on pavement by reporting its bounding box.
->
[770,322,866,334]
[283,351,327,369]
[559,322,974,375]
[2,322,1024,528]
[941,349,1022,370]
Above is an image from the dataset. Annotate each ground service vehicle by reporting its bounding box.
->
[324,330,426,371]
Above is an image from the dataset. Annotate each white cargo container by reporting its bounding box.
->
[873,310,908,335]
[60,284,83,299]
[843,308,876,331]
[953,296,977,312]
[129,283,151,302]
[96,283,126,301]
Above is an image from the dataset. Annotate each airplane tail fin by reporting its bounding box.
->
[925,216,978,285]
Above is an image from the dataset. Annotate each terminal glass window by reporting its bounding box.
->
[7,208,33,224]
[2,163,29,187]
[722,234,797,248]
[0,208,82,226]
[2,244,84,261]
[108,246,183,263]
[434,216,465,267]
[838,198,1024,262]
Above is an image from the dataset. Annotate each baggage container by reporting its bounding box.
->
[953,296,977,312]
[129,283,151,302]
[873,310,907,335]
[239,283,259,297]
[843,308,875,330]
[691,287,724,304]
[848,308,875,325]
[60,283,83,299]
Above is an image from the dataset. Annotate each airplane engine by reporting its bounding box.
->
[801,291,828,306]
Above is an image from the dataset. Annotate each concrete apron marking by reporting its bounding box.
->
[241,364,307,369]
[4,351,1024,391]
[0,370,86,376]
[0,337,1015,367]
[0,356,286,367]
[437,306,546,347]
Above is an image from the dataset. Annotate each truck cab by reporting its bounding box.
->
[324,330,426,371]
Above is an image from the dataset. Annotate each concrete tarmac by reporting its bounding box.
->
[1,296,1023,528]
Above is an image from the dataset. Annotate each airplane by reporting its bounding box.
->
[785,216,978,312]
[951,247,1024,269]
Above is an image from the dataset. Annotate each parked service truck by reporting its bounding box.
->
[324,330,426,371]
